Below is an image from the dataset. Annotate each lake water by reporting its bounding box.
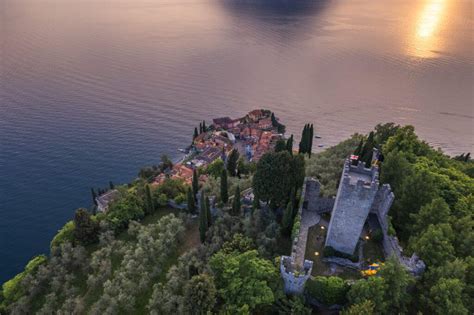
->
[1,0,472,283]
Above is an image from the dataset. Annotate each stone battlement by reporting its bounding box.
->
[325,158,380,255]
[342,159,379,191]
[280,177,321,294]
[280,256,313,294]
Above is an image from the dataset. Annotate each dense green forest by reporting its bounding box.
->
[1,124,472,314]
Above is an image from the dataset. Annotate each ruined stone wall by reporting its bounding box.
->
[280,177,318,294]
[280,256,313,294]
[314,197,335,213]
[370,182,425,276]
[300,178,334,213]
[371,184,394,228]
[325,161,378,255]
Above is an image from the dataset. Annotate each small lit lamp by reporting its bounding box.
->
[314,251,319,256]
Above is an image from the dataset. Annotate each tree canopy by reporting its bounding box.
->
[209,250,280,313]
[252,151,305,208]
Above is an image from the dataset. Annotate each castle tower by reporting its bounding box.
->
[325,159,379,255]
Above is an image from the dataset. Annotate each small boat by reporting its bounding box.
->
[318,144,324,148]
[315,135,322,139]
[178,148,187,153]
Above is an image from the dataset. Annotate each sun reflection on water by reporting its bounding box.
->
[410,0,447,58]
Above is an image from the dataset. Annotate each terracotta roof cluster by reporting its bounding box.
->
[153,109,282,189]
[252,131,281,161]
[213,117,240,130]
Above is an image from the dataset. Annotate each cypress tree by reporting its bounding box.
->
[299,124,309,154]
[361,131,375,167]
[91,188,97,206]
[206,196,212,227]
[271,112,277,127]
[187,187,196,214]
[308,124,314,157]
[231,186,241,216]
[73,208,99,245]
[275,139,286,152]
[253,190,260,210]
[282,201,294,236]
[192,169,199,199]
[199,192,208,243]
[145,184,155,214]
[298,125,305,154]
[193,127,199,140]
[226,149,240,176]
[202,120,207,132]
[199,122,203,134]
[290,187,297,213]
[220,169,229,204]
[286,134,294,155]
[109,181,114,190]
[354,139,364,156]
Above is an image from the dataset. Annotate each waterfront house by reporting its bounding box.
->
[248,109,264,121]
[96,189,120,212]
[213,117,240,130]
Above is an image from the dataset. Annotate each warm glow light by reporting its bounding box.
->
[321,226,325,230]
[365,236,370,240]
[417,0,445,39]
[314,252,319,256]
[410,0,448,58]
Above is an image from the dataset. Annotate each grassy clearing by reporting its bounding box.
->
[304,224,329,276]
[362,239,385,264]
[304,222,361,280]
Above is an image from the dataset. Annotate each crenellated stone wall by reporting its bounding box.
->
[325,160,379,255]
[280,256,313,294]
[369,172,425,276]
[280,177,320,294]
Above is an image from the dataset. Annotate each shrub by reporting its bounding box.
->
[154,178,187,200]
[372,229,384,243]
[291,214,301,240]
[106,193,145,232]
[306,276,349,305]
[50,221,75,249]
[157,193,168,207]
[2,255,47,304]
[174,193,186,205]
[206,159,225,178]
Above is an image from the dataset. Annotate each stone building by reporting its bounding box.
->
[280,152,425,294]
[96,189,120,212]
[325,159,380,255]
[324,152,425,275]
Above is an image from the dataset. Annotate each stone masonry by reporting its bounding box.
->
[371,183,425,275]
[280,177,322,294]
[325,159,379,255]
[281,153,425,294]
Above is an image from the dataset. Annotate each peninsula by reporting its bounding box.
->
[1,111,472,315]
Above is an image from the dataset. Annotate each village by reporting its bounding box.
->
[153,109,284,187]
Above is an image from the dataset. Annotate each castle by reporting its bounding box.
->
[325,155,384,255]
[280,150,425,294]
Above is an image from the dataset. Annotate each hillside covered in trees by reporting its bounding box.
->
[1,123,472,314]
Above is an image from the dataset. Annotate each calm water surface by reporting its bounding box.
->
[1,0,473,282]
